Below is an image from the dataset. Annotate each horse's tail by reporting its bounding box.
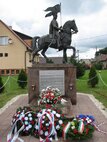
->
[32,36,40,51]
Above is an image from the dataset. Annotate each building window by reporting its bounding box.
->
[11,70,15,75]
[16,70,19,74]
[1,70,5,75]
[0,36,8,46]
[0,53,3,57]
[6,70,10,75]
[5,53,8,57]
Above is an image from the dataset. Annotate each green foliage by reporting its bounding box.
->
[69,58,86,78]
[17,70,27,89]
[0,76,4,93]
[95,47,107,56]
[94,62,103,70]
[88,66,99,88]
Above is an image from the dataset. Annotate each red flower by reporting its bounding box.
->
[31,120,35,125]
[61,123,65,128]
[73,129,78,134]
[86,128,89,134]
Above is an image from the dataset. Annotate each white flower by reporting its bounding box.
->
[37,113,41,117]
[59,120,63,125]
[42,116,45,119]
[46,123,49,126]
[28,113,32,117]
[35,125,39,130]
[29,117,32,121]
[40,130,43,135]
[56,113,60,118]
[47,109,51,112]
[71,126,75,129]
[25,117,28,121]
[25,126,29,131]
[25,121,28,125]
[52,110,56,114]
[50,137,53,141]
[42,121,44,124]
[45,131,48,136]
[28,125,32,129]
[56,125,60,130]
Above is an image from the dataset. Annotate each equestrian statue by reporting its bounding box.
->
[31,4,78,63]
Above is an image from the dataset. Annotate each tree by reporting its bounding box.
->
[95,47,107,56]
[94,62,103,70]
[69,58,86,78]
[0,76,4,93]
[17,70,27,89]
[88,66,99,87]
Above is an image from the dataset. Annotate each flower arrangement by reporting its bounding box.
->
[11,106,36,136]
[63,114,95,140]
[33,108,64,141]
[38,86,62,107]
[8,105,96,142]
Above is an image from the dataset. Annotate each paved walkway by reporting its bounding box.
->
[0,93,107,142]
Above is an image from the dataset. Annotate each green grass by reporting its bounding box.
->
[76,70,107,108]
[0,75,27,108]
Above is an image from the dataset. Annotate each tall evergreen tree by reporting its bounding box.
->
[88,66,99,88]
[17,70,27,89]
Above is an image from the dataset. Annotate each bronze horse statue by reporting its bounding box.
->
[31,20,78,63]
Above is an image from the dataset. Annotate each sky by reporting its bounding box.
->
[0,0,107,59]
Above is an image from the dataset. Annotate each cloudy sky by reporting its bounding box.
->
[0,0,107,59]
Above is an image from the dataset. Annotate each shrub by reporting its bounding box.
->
[69,58,86,78]
[0,76,4,93]
[94,62,103,70]
[17,70,27,89]
[88,66,99,88]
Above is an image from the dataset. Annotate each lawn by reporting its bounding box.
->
[76,70,107,108]
[0,75,27,108]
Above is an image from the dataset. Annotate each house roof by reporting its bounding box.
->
[0,20,32,51]
[97,54,107,61]
[13,30,32,40]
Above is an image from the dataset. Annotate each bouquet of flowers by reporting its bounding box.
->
[33,108,64,141]
[38,86,62,107]
[63,114,95,140]
[11,106,36,136]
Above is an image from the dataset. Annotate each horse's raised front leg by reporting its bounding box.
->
[66,46,76,58]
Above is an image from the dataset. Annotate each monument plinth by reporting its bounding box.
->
[28,63,77,105]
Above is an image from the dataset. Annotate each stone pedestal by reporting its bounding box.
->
[28,64,77,105]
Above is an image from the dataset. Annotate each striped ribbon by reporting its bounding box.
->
[7,111,34,142]
[78,120,84,134]
[63,122,71,140]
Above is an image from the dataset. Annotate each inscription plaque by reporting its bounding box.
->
[39,70,65,95]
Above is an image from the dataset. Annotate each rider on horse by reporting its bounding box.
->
[49,13,62,50]
[45,4,62,50]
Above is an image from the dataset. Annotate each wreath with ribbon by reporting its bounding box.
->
[8,106,96,142]
[38,86,62,107]
[33,108,64,141]
[62,114,95,140]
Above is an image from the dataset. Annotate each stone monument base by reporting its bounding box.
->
[28,64,77,105]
